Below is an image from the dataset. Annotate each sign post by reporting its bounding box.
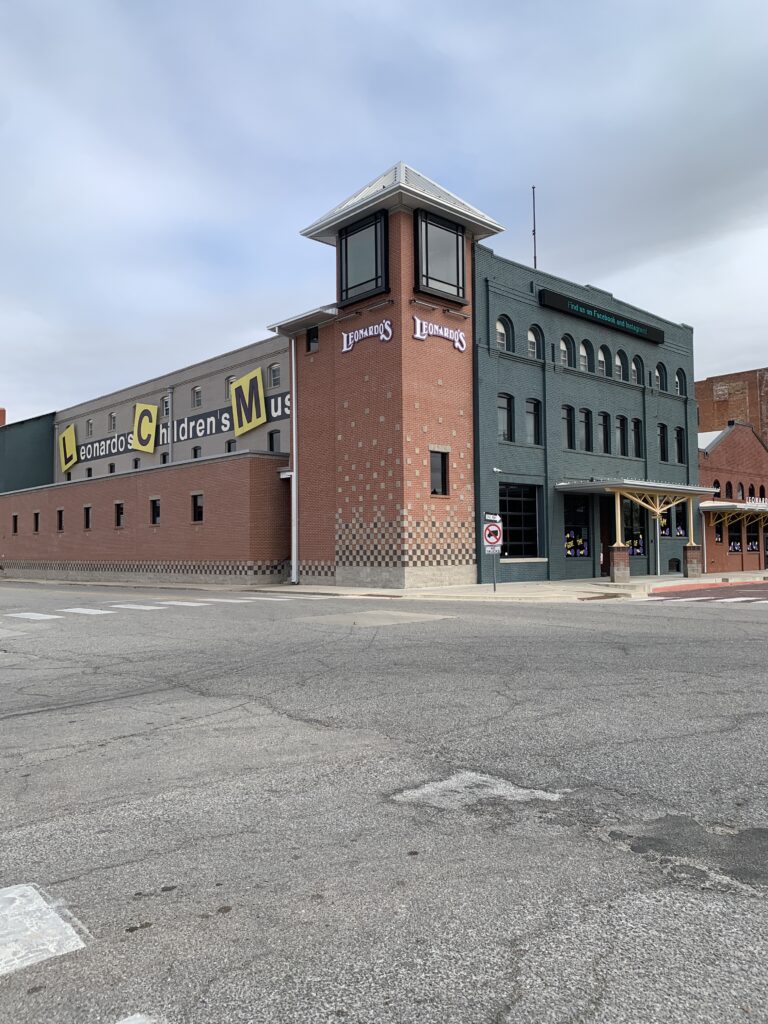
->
[483,513,502,593]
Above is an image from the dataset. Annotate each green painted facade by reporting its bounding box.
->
[473,246,699,582]
[0,413,55,494]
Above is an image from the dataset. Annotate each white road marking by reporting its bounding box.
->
[110,604,168,611]
[58,607,115,615]
[717,597,759,603]
[0,884,85,977]
[240,596,289,602]
[198,598,251,603]
[5,612,63,621]
[114,1016,161,1024]
[656,596,712,602]
[155,601,211,607]
[394,771,562,811]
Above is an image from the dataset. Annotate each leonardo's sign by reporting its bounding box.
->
[412,316,467,352]
[341,319,393,353]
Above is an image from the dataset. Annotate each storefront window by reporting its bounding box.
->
[660,510,671,536]
[623,500,645,556]
[714,521,723,544]
[675,503,688,537]
[728,520,742,552]
[499,483,538,558]
[564,495,590,558]
[746,521,760,552]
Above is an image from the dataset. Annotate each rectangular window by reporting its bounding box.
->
[57,509,64,532]
[658,423,669,462]
[578,409,592,452]
[225,375,236,399]
[162,396,171,417]
[150,498,161,525]
[564,495,590,558]
[562,405,575,449]
[623,500,645,555]
[12,513,18,535]
[133,457,140,470]
[114,502,124,528]
[715,520,723,544]
[632,419,643,458]
[675,503,688,538]
[192,446,202,459]
[525,399,541,445]
[660,509,671,536]
[615,416,628,456]
[430,451,448,495]
[415,210,465,301]
[498,395,513,442]
[675,427,686,464]
[86,467,93,478]
[191,493,204,522]
[268,429,280,453]
[728,520,742,552]
[306,326,319,353]
[191,386,202,408]
[86,419,93,438]
[339,211,388,304]
[598,412,610,454]
[66,472,72,481]
[746,520,760,552]
[226,439,237,453]
[108,463,115,474]
[84,506,92,530]
[108,412,117,432]
[268,364,280,388]
[33,512,39,533]
[499,483,539,558]
[161,452,169,464]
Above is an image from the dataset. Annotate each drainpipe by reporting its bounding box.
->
[290,335,299,584]
[700,508,707,572]
[166,386,174,463]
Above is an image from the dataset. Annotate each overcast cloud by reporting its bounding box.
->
[2,0,767,422]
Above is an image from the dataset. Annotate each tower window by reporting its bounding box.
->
[338,211,388,305]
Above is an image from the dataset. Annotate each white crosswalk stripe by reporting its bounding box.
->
[717,597,759,603]
[155,601,211,607]
[110,604,168,610]
[5,612,63,620]
[58,607,115,615]
[198,598,251,603]
[240,596,289,602]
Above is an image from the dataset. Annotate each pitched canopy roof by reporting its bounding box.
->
[301,162,503,245]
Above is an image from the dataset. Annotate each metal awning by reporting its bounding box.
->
[267,304,338,337]
[555,479,715,498]
[700,500,768,526]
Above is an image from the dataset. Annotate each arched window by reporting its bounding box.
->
[675,369,687,396]
[597,345,611,376]
[496,317,513,352]
[614,350,628,382]
[725,482,733,498]
[655,362,668,391]
[560,335,575,368]
[631,356,644,386]
[527,326,543,360]
[497,393,513,442]
[737,482,744,500]
[749,483,756,498]
[760,485,766,500]
[579,340,593,373]
[713,479,721,498]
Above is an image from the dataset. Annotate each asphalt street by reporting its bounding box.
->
[1,580,767,1023]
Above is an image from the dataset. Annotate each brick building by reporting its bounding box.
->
[696,368,768,450]
[698,422,768,573]
[0,162,714,587]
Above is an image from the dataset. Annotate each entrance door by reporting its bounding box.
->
[598,496,614,577]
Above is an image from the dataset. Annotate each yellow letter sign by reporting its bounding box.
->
[131,403,158,453]
[230,368,267,437]
[58,424,78,473]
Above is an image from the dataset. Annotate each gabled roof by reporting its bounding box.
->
[301,162,503,245]
[698,429,727,452]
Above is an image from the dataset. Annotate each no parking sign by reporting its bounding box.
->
[483,519,502,554]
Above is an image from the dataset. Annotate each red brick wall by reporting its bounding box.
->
[698,423,768,573]
[0,454,290,568]
[696,368,768,449]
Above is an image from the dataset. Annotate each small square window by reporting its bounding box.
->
[307,327,319,353]
[161,452,169,464]
[57,509,64,532]
[192,446,202,459]
[86,467,93,478]
[133,457,140,470]
[108,463,115,474]
[65,471,72,481]
[114,502,124,528]
[191,493,204,523]
[430,451,448,496]
[268,430,280,453]
[83,506,92,530]
[150,498,161,525]
[226,439,236,454]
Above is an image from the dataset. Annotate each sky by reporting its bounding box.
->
[2,0,767,423]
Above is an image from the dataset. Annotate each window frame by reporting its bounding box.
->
[525,399,542,446]
[598,412,611,454]
[615,415,628,456]
[114,502,124,528]
[496,317,514,353]
[675,426,686,464]
[560,335,575,368]
[268,429,281,453]
[83,505,92,530]
[414,209,465,303]
[632,418,643,458]
[429,450,449,496]
[268,364,281,389]
[338,210,389,307]
[150,497,161,526]
[527,326,544,360]
[578,408,592,452]
[562,405,575,450]
[499,482,539,558]
[191,493,204,523]
[191,386,203,409]
[658,423,669,463]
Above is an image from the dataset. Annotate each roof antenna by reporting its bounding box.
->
[531,185,537,269]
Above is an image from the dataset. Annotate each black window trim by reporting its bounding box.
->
[414,208,467,305]
[337,210,389,308]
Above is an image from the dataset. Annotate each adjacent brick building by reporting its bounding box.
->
[696,368,768,450]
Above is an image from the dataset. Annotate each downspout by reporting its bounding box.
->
[700,508,707,571]
[290,335,299,584]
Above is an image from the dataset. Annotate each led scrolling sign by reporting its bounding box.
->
[538,289,665,345]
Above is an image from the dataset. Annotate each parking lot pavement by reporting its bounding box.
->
[1,580,767,1023]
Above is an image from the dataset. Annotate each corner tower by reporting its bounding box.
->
[271,163,502,587]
